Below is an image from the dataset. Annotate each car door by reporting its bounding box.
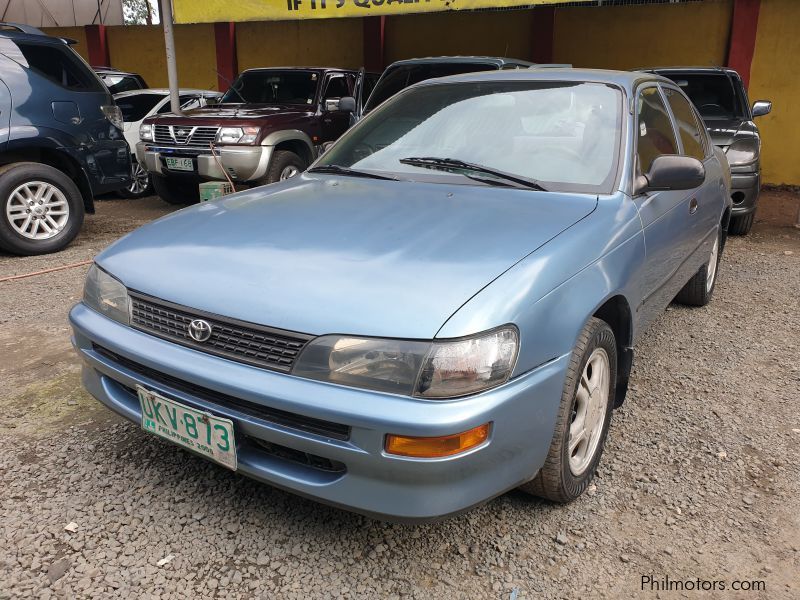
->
[661,84,723,275]
[633,85,699,328]
[319,73,353,143]
[0,76,10,150]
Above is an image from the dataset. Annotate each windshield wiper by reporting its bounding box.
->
[399,156,548,191]
[308,164,398,181]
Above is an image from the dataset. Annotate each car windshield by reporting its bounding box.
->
[363,62,499,113]
[321,80,622,193]
[221,69,319,105]
[659,72,745,121]
[101,74,143,94]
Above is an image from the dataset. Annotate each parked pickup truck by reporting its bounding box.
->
[137,67,369,204]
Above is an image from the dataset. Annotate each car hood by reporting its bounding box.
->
[703,118,756,147]
[97,176,597,339]
[150,104,313,127]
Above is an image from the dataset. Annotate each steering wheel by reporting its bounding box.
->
[699,103,725,113]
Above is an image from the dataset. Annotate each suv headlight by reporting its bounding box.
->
[216,126,259,145]
[291,327,518,398]
[139,123,154,142]
[83,264,130,325]
[725,138,759,167]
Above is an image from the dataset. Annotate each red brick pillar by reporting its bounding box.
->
[363,16,386,73]
[214,22,238,91]
[531,6,555,64]
[727,0,761,89]
[85,24,110,67]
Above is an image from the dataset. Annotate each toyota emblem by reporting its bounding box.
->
[188,319,212,342]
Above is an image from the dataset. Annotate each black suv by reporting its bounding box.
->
[644,67,772,235]
[0,23,130,255]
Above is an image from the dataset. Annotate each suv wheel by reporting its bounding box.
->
[0,162,84,256]
[519,317,617,502]
[262,150,305,185]
[728,212,754,235]
[151,174,199,205]
[119,160,152,199]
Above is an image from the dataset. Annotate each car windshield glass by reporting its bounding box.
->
[321,80,622,193]
[101,74,142,94]
[660,73,744,120]
[115,93,164,121]
[221,70,319,105]
[363,62,497,113]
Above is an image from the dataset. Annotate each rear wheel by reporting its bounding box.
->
[119,160,152,199]
[674,227,722,307]
[151,174,199,205]
[0,162,84,256]
[519,317,617,502]
[728,212,754,235]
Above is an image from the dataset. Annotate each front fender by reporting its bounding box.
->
[437,194,646,377]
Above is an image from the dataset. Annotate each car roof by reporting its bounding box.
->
[240,67,355,74]
[0,22,74,45]
[639,66,740,76]
[113,88,220,99]
[385,56,534,68]
[93,67,141,77]
[413,67,669,91]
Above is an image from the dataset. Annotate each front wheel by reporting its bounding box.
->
[118,160,152,199]
[0,162,85,255]
[151,174,199,205]
[728,212,754,235]
[258,150,306,186]
[519,317,617,502]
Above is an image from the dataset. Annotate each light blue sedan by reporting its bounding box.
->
[70,69,731,521]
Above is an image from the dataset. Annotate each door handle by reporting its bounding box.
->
[689,198,698,214]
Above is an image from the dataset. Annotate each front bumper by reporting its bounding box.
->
[136,142,272,183]
[69,303,567,522]
[729,170,760,215]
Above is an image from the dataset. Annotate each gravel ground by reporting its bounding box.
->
[0,192,798,599]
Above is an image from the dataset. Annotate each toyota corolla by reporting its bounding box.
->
[70,69,731,521]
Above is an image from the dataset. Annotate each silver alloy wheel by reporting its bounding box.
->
[5,181,70,240]
[279,165,300,180]
[127,162,150,195]
[568,347,611,476]
[706,235,719,292]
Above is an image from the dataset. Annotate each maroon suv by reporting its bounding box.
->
[136,67,367,204]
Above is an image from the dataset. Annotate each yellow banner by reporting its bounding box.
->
[173,0,574,24]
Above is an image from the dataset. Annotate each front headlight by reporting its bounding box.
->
[725,138,759,166]
[139,123,154,142]
[83,264,130,325]
[216,126,259,145]
[291,326,518,399]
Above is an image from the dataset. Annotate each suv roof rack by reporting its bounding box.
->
[0,22,46,35]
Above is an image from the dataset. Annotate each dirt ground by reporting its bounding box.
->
[0,190,798,599]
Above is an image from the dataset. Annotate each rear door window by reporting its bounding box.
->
[663,87,707,160]
[636,86,678,175]
[13,41,103,92]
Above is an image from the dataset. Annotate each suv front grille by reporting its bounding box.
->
[153,125,220,147]
[129,292,312,373]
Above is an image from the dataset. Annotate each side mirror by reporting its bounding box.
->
[752,100,772,118]
[320,141,335,155]
[338,96,356,113]
[634,155,705,194]
[324,98,341,112]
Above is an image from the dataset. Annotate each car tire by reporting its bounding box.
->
[261,150,305,185]
[674,227,723,307]
[118,159,152,199]
[151,174,199,205]
[519,317,617,503]
[728,212,754,235]
[0,162,85,256]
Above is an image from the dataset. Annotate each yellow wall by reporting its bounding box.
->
[106,24,218,91]
[553,0,733,70]
[749,0,800,185]
[236,19,363,72]
[384,11,535,63]
[41,26,89,62]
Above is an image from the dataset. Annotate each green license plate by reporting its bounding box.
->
[165,157,194,171]
[137,386,237,470]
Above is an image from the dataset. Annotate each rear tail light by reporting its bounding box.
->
[101,105,123,130]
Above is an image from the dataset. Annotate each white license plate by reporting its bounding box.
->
[164,157,194,171]
[137,386,237,470]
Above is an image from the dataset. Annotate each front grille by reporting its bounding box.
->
[95,344,351,441]
[153,125,220,147]
[129,292,311,373]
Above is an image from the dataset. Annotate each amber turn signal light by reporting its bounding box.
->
[385,423,491,458]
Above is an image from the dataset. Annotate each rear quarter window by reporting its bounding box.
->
[13,41,103,92]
